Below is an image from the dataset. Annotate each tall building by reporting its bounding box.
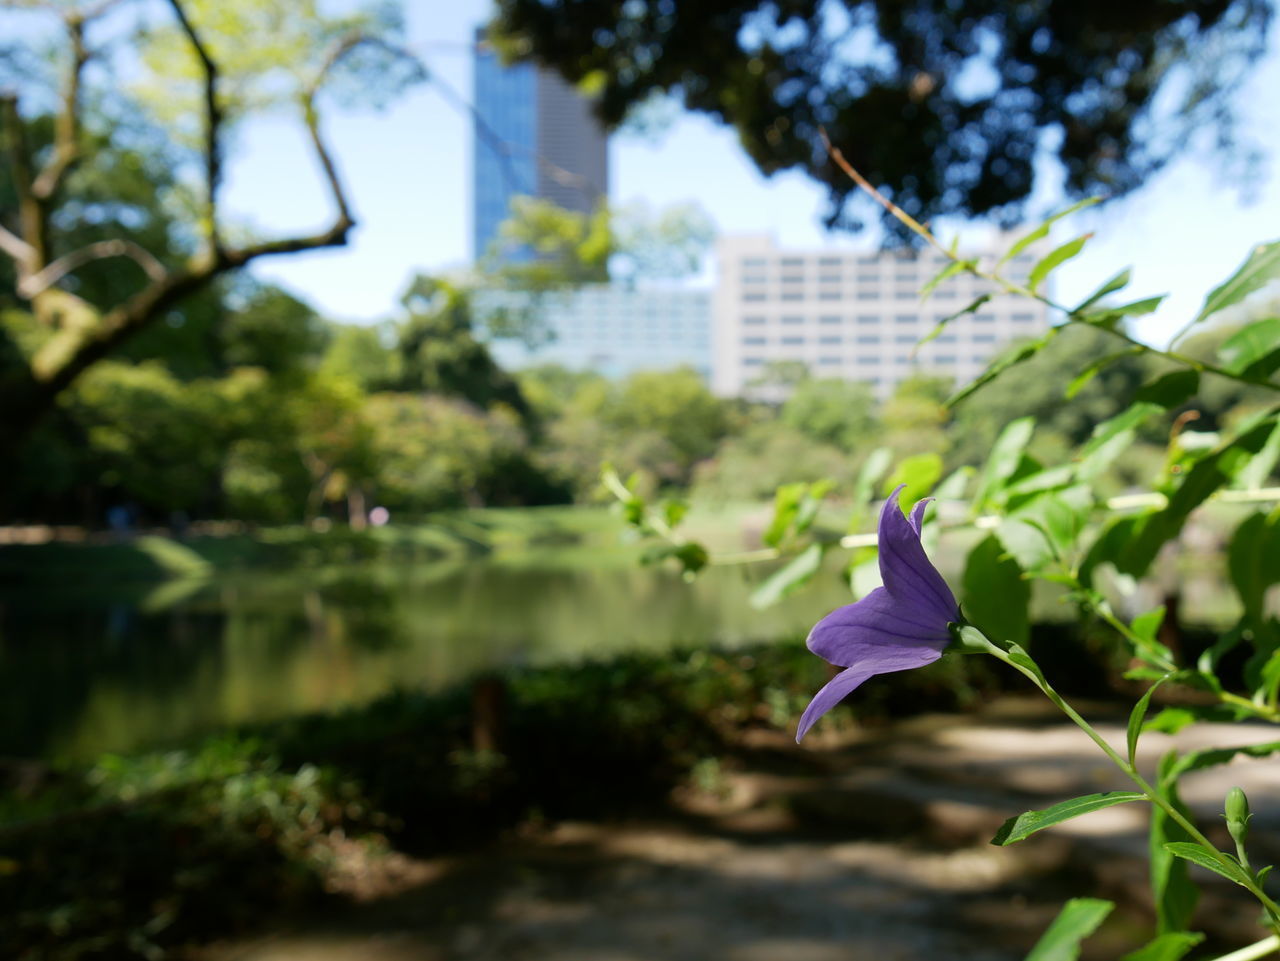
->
[472,32,609,262]
[478,286,712,380]
[711,235,1052,399]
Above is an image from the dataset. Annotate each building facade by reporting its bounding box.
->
[711,235,1052,399]
[479,286,712,381]
[472,34,609,262]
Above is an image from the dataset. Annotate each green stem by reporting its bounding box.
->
[1212,935,1280,961]
[987,643,1280,928]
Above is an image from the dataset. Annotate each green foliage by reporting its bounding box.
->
[962,535,1030,646]
[991,793,1145,846]
[779,378,880,450]
[1022,898,1114,961]
[489,0,1269,232]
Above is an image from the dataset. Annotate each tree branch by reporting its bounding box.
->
[1,92,46,272]
[16,239,168,299]
[30,13,89,202]
[165,0,223,255]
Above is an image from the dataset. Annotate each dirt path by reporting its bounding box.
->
[194,703,1280,961]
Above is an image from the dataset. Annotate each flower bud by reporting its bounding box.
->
[1225,786,1252,848]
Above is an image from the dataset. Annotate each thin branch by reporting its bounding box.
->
[165,0,223,255]
[0,224,33,264]
[30,13,89,201]
[16,239,167,298]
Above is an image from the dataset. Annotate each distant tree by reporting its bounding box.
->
[0,0,416,449]
[489,0,1270,233]
[320,322,400,392]
[882,374,952,457]
[780,378,880,451]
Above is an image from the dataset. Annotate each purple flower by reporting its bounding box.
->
[796,485,959,741]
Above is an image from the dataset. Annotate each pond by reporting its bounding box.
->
[0,542,857,761]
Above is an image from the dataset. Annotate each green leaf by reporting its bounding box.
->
[1128,677,1169,767]
[1151,752,1200,933]
[1163,843,1253,887]
[948,328,1060,408]
[883,452,942,508]
[1218,317,1280,376]
[1065,348,1142,399]
[1029,235,1090,294]
[998,197,1102,267]
[762,483,806,548]
[1073,268,1132,312]
[1166,740,1280,781]
[1237,420,1280,490]
[973,417,1035,510]
[919,258,976,300]
[991,792,1145,846]
[1229,513,1280,622]
[1194,240,1280,326]
[750,543,824,609]
[1118,932,1204,961]
[963,535,1030,646]
[849,448,892,529]
[1077,295,1166,329]
[1023,898,1114,961]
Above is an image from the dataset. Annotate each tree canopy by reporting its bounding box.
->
[489,0,1271,233]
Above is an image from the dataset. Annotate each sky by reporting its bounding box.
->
[218,1,1280,346]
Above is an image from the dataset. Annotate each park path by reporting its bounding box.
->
[193,700,1280,961]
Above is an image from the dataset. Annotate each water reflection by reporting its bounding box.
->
[0,549,856,761]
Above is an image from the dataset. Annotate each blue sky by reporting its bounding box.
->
[222,1,1280,345]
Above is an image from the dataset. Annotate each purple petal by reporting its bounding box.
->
[807,586,952,667]
[795,643,946,741]
[878,487,957,622]
[908,497,931,536]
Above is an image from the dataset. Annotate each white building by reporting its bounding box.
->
[480,285,712,380]
[711,235,1052,399]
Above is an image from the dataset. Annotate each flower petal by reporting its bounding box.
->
[807,586,951,667]
[878,486,957,622]
[908,496,930,536]
[795,643,946,741]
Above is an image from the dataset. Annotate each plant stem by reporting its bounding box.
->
[1213,935,1280,961]
[988,644,1280,929]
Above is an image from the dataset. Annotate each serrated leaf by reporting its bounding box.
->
[1029,235,1090,293]
[998,196,1102,267]
[1023,897,1115,961]
[1163,842,1253,886]
[1218,317,1280,376]
[991,792,1145,846]
[948,328,1060,407]
[1074,268,1132,312]
[1118,932,1204,961]
[1194,240,1280,326]
[1128,677,1169,766]
[750,542,825,609]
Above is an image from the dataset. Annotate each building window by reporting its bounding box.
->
[819,315,842,325]
[895,274,916,284]
[935,287,958,299]
[894,314,916,324]
[819,335,841,345]
[856,334,880,344]
[974,313,995,323]
[855,290,880,300]
[780,257,804,267]
[855,315,879,324]
[780,292,803,301]
[1013,313,1038,322]
[894,333,916,343]
[936,334,957,344]
[856,255,878,265]
[972,333,996,343]
[819,274,842,284]
[818,291,842,301]
[894,355,911,364]
[856,273,879,284]
[743,316,766,325]
[742,274,767,285]
[743,292,766,302]
[935,354,957,364]
[781,335,805,345]
[781,315,804,325]
[856,356,878,365]
[743,356,765,366]
[741,336,767,346]
[894,290,915,299]
[972,354,990,364]
[742,257,767,268]
[781,274,804,285]
[818,256,842,266]
[818,356,841,365]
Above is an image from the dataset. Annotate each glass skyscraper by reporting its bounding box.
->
[472,31,609,262]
